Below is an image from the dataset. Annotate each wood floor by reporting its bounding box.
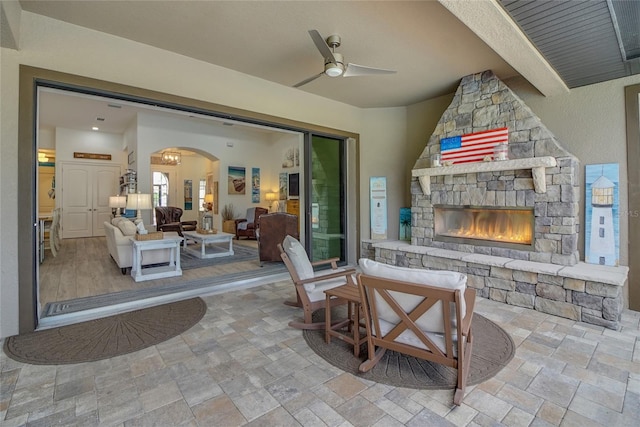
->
[38,236,263,310]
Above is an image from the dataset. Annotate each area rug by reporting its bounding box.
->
[4,298,206,365]
[180,242,258,270]
[303,308,514,389]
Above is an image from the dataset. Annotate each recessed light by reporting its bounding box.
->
[92,126,99,131]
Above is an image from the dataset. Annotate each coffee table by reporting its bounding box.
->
[182,230,234,259]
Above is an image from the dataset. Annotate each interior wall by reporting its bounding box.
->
[135,112,290,227]
[359,107,407,241]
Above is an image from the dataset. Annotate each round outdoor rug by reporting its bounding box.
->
[3,298,206,365]
[303,308,514,389]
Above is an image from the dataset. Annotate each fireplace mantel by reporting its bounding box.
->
[412,156,557,195]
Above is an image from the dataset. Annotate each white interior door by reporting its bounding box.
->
[93,166,120,236]
[62,163,120,238]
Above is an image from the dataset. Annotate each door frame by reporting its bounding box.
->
[18,65,360,333]
[625,83,639,310]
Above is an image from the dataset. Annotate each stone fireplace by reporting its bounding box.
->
[362,71,628,330]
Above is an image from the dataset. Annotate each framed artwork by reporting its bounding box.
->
[585,163,619,266]
[184,179,193,210]
[279,172,288,200]
[228,166,246,195]
[252,167,260,203]
[400,207,411,241]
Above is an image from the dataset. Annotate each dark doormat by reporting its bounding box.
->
[4,298,206,365]
[303,309,515,389]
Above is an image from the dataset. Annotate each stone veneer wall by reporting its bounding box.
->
[412,71,580,266]
[361,240,627,330]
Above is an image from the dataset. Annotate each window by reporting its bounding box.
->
[599,216,605,225]
[152,171,169,210]
[198,179,206,211]
[599,228,605,238]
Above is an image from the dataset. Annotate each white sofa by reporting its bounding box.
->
[104,219,172,274]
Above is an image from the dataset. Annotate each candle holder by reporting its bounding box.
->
[431,153,442,167]
[494,143,509,161]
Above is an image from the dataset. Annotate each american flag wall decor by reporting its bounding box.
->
[439,127,509,164]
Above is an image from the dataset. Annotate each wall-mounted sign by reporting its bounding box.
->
[370,176,387,239]
[73,152,112,161]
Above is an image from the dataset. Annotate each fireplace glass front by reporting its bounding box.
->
[434,205,534,250]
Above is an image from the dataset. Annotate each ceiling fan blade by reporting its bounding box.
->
[293,72,324,88]
[308,30,337,63]
[343,63,397,77]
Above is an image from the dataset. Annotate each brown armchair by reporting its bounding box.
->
[155,206,197,241]
[256,213,298,265]
[235,207,268,240]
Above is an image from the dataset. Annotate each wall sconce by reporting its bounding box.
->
[265,192,278,211]
[126,192,152,224]
[161,151,181,165]
[108,195,127,217]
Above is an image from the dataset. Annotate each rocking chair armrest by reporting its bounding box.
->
[461,288,477,334]
[311,257,341,269]
[295,267,357,286]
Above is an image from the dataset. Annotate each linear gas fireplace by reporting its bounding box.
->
[434,206,534,250]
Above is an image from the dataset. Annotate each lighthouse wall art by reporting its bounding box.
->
[585,163,620,266]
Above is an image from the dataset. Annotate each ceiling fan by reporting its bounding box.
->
[294,30,397,88]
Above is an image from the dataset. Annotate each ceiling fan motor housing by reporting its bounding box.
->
[324,52,344,77]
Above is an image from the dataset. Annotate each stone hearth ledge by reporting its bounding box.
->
[361,240,628,330]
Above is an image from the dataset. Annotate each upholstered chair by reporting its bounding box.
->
[155,206,197,242]
[256,212,298,265]
[235,207,268,240]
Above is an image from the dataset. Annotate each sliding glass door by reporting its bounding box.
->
[309,135,346,262]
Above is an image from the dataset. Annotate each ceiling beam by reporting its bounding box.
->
[439,0,570,97]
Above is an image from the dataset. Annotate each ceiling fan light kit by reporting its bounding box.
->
[324,52,344,77]
[294,30,397,88]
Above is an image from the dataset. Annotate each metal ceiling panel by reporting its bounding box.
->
[500,0,637,88]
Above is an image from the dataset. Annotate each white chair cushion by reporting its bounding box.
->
[117,220,137,236]
[359,258,467,334]
[283,235,314,282]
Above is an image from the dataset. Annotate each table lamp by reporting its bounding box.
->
[126,192,152,225]
[109,195,127,217]
[203,193,214,211]
[265,192,278,211]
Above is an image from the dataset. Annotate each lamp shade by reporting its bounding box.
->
[126,193,152,211]
[204,193,214,204]
[109,196,127,208]
[265,192,277,202]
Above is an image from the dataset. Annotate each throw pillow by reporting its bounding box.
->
[111,217,126,226]
[358,258,467,334]
[282,235,315,289]
[117,219,137,236]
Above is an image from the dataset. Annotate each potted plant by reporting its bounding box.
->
[221,203,238,234]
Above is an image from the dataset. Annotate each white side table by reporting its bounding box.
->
[131,233,183,282]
